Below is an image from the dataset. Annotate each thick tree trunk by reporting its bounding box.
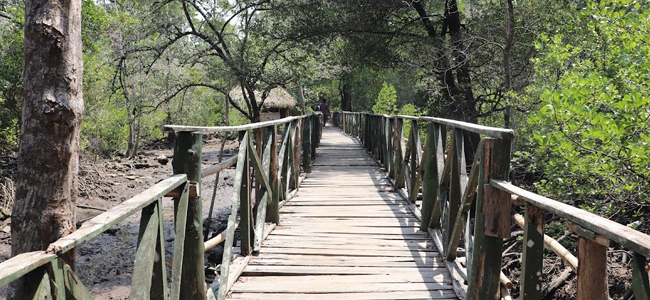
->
[11,0,83,297]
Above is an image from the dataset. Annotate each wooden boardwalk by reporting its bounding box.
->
[229,126,459,300]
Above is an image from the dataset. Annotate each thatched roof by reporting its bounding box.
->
[229,86,297,109]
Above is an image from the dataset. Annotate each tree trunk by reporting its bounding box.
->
[340,83,352,111]
[412,1,457,108]
[127,119,137,157]
[12,0,83,297]
[503,0,516,153]
[299,84,306,114]
[445,0,481,164]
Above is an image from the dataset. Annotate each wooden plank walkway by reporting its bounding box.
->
[229,127,459,300]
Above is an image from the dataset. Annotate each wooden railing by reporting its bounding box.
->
[0,112,322,300]
[332,111,650,300]
[0,175,188,300]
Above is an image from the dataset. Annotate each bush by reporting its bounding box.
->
[526,0,650,217]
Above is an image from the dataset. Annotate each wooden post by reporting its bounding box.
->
[577,237,608,300]
[632,253,650,300]
[48,258,66,300]
[444,130,469,260]
[302,116,312,173]
[409,120,422,204]
[292,120,301,190]
[131,200,166,300]
[393,118,405,189]
[171,182,189,300]
[431,125,447,228]
[466,138,511,300]
[311,115,318,161]
[217,132,248,300]
[520,203,544,300]
[172,132,206,300]
[383,117,390,170]
[267,125,280,224]
[384,118,395,179]
[240,132,253,256]
[420,123,438,231]
[445,129,465,252]
[277,124,291,200]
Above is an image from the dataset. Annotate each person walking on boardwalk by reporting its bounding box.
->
[318,99,330,127]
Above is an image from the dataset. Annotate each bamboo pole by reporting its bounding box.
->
[513,213,578,271]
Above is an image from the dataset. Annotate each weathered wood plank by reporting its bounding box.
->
[520,203,544,300]
[466,138,511,300]
[202,155,238,178]
[172,131,206,300]
[247,258,446,268]
[0,252,56,288]
[235,274,451,284]
[63,263,94,300]
[152,198,169,300]
[217,131,249,300]
[269,232,428,240]
[48,258,65,300]
[130,202,160,300]
[170,183,189,300]
[32,271,51,300]
[243,247,438,257]
[492,179,650,258]
[577,238,608,300]
[164,114,312,133]
[632,253,650,300]
[46,175,186,255]
[242,265,450,276]
[229,291,458,300]
[233,281,452,293]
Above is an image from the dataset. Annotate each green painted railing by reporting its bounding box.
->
[332,111,650,300]
[0,112,323,300]
[0,175,188,300]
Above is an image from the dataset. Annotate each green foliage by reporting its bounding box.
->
[398,103,419,117]
[398,103,420,140]
[82,101,129,153]
[372,82,397,115]
[0,0,24,152]
[526,0,650,215]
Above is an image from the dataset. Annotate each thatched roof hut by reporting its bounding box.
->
[228,86,297,109]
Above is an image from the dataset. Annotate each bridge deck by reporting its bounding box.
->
[229,127,458,300]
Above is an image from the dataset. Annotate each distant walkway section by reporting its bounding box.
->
[228,126,459,300]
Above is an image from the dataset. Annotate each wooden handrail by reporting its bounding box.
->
[202,155,238,178]
[333,112,515,138]
[48,174,187,255]
[0,174,188,291]
[1,113,324,300]
[492,179,650,257]
[333,111,650,300]
[164,113,320,133]
[0,251,56,288]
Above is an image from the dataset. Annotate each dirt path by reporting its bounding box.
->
[0,138,237,299]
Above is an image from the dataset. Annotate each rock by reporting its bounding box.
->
[2,225,10,233]
[125,176,137,180]
[156,155,169,165]
[134,163,152,169]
